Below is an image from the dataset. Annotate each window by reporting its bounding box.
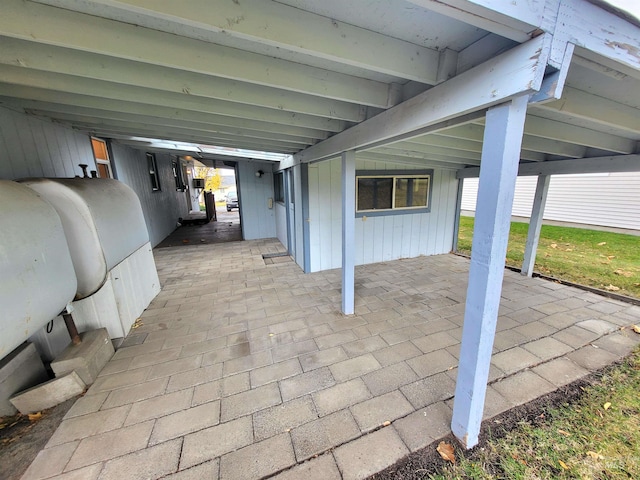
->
[91,137,113,178]
[172,160,186,191]
[147,153,160,191]
[274,172,284,203]
[356,170,432,216]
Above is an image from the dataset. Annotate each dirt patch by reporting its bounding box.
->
[368,368,611,480]
[0,397,77,480]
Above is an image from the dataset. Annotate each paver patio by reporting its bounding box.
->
[21,239,640,480]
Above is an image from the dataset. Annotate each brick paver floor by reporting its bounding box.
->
[21,239,640,480]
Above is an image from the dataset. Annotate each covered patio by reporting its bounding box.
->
[21,239,640,480]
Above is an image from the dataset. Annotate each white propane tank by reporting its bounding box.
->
[0,180,77,358]
[20,178,149,299]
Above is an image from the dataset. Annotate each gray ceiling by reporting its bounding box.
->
[0,0,638,168]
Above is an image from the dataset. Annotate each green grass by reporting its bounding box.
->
[457,216,640,299]
[429,348,640,480]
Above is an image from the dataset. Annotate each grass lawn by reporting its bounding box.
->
[457,216,640,299]
[430,347,640,479]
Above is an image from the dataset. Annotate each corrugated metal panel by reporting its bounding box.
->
[461,172,640,230]
[308,157,457,272]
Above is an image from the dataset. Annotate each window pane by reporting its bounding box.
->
[411,177,429,207]
[394,178,409,208]
[357,178,392,211]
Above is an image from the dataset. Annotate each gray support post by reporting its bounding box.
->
[341,150,356,315]
[452,177,464,253]
[521,174,550,277]
[451,95,528,449]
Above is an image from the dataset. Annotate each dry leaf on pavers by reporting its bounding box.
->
[598,242,607,246]
[27,412,42,421]
[603,402,611,410]
[437,441,456,464]
[382,421,391,427]
[631,325,640,334]
[131,318,143,329]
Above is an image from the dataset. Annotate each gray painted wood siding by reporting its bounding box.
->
[110,144,188,247]
[462,173,640,231]
[0,106,188,246]
[237,160,277,240]
[0,106,94,179]
[308,157,458,272]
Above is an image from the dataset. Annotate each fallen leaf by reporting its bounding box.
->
[557,429,571,436]
[586,451,604,460]
[597,242,607,246]
[632,325,640,334]
[382,421,391,427]
[604,284,620,292]
[437,441,456,464]
[28,412,42,421]
[603,402,611,411]
[565,248,573,252]
[559,460,569,470]
[550,243,558,249]
[614,269,633,277]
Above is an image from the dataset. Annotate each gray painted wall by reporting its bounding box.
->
[307,157,458,272]
[0,106,187,246]
[110,144,188,246]
[0,106,95,179]
[237,160,277,240]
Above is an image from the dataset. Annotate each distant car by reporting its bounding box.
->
[226,191,238,211]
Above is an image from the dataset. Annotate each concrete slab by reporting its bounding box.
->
[51,328,114,385]
[0,342,48,416]
[10,371,85,414]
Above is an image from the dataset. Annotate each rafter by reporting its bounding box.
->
[23,108,317,146]
[295,36,550,163]
[534,86,640,135]
[406,0,541,42]
[457,154,640,178]
[0,71,346,132]
[0,37,365,122]
[33,0,441,85]
[1,0,391,107]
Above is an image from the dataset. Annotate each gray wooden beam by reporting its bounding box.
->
[522,175,550,277]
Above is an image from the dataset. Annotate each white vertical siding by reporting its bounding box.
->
[308,157,458,272]
[237,160,277,240]
[462,172,640,230]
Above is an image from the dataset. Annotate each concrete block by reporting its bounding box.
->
[0,342,49,416]
[10,371,86,414]
[51,328,114,385]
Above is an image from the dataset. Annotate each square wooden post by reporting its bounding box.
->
[451,95,528,448]
[522,174,550,276]
[341,150,356,315]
